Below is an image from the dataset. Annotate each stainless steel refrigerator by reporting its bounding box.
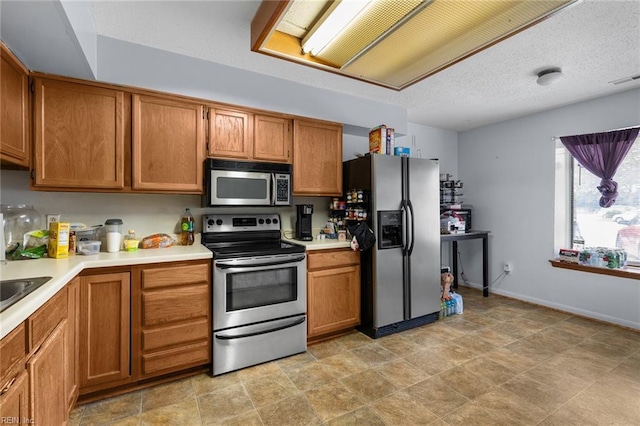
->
[344,155,441,338]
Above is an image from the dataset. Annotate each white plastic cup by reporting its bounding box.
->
[104,219,123,253]
[106,231,121,253]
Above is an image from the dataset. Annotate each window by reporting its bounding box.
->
[571,141,640,266]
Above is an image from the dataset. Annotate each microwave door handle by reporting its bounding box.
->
[215,316,306,340]
[271,173,276,205]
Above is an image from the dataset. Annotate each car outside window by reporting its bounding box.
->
[572,142,640,266]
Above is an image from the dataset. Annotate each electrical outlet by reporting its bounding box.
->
[503,262,512,273]
[46,214,60,229]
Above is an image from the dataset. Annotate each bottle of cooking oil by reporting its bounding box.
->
[180,208,195,246]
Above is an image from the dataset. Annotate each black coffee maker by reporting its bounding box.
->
[295,204,313,241]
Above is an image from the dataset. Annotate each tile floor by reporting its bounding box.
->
[70,287,640,425]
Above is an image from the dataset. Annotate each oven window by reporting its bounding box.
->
[226,267,297,311]
[217,177,267,200]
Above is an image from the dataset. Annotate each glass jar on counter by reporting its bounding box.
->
[1,204,42,249]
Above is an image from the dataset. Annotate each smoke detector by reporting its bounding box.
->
[536,67,563,86]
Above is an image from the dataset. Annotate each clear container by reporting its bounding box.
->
[104,218,123,253]
[1,205,42,249]
[77,240,101,255]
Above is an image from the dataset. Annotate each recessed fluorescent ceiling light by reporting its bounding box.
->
[252,0,580,90]
[302,0,372,56]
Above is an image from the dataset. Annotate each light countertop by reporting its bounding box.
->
[0,241,212,339]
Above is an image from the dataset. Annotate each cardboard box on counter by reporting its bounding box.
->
[48,222,70,258]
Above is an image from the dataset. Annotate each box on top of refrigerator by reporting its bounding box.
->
[369,125,387,154]
[48,222,70,258]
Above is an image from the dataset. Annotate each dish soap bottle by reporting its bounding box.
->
[180,208,195,246]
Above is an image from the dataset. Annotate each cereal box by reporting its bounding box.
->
[48,222,70,258]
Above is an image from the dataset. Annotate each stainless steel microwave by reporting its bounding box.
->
[204,159,292,207]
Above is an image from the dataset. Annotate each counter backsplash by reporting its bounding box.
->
[1,170,331,240]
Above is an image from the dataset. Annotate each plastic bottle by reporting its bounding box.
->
[124,229,139,252]
[439,301,445,319]
[180,208,195,246]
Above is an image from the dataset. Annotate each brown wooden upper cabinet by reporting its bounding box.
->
[253,114,292,163]
[208,108,292,164]
[293,119,343,196]
[207,107,252,160]
[0,43,30,168]
[33,77,126,189]
[132,94,204,193]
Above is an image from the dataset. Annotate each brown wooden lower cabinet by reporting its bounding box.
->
[79,272,131,393]
[307,249,361,341]
[1,285,72,425]
[28,320,68,425]
[66,277,80,411]
[0,259,212,419]
[0,370,29,422]
[134,261,211,380]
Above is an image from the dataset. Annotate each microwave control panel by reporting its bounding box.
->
[274,174,291,205]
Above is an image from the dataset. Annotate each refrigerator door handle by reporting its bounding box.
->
[401,199,410,255]
[407,199,415,256]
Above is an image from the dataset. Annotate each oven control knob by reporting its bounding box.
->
[258,219,264,224]
[265,219,271,224]
[216,219,223,226]
[207,219,215,227]
[273,218,278,224]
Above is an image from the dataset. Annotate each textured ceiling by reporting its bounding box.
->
[91,0,640,131]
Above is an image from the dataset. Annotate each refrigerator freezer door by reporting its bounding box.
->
[372,155,405,327]
[407,158,442,318]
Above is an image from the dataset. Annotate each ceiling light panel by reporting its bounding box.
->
[342,0,576,88]
[313,0,425,66]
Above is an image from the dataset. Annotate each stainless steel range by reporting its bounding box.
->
[202,213,307,376]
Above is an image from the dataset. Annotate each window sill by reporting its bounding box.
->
[550,259,640,280]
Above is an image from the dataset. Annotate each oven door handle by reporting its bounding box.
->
[215,316,306,340]
[215,255,306,270]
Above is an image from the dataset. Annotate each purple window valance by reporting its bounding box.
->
[559,127,639,208]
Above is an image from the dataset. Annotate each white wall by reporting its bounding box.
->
[458,88,640,329]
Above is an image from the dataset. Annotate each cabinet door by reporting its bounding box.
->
[79,273,131,392]
[132,95,204,192]
[33,78,126,189]
[293,119,342,196]
[307,265,360,338]
[208,108,252,159]
[28,320,68,426]
[0,370,29,423]
[253,114,292,163]
[66,278,79,411]
[0,43,29,168]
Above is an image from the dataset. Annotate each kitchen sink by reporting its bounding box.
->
[0,276,52,313]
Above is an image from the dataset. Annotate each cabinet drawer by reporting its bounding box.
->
[142,284,209,326]
[142,340,209,377]
[27,288,67,353]
[308,249,360,270]
[0,323,26,383]
[141,263,209,289]
[142,318,209,352]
